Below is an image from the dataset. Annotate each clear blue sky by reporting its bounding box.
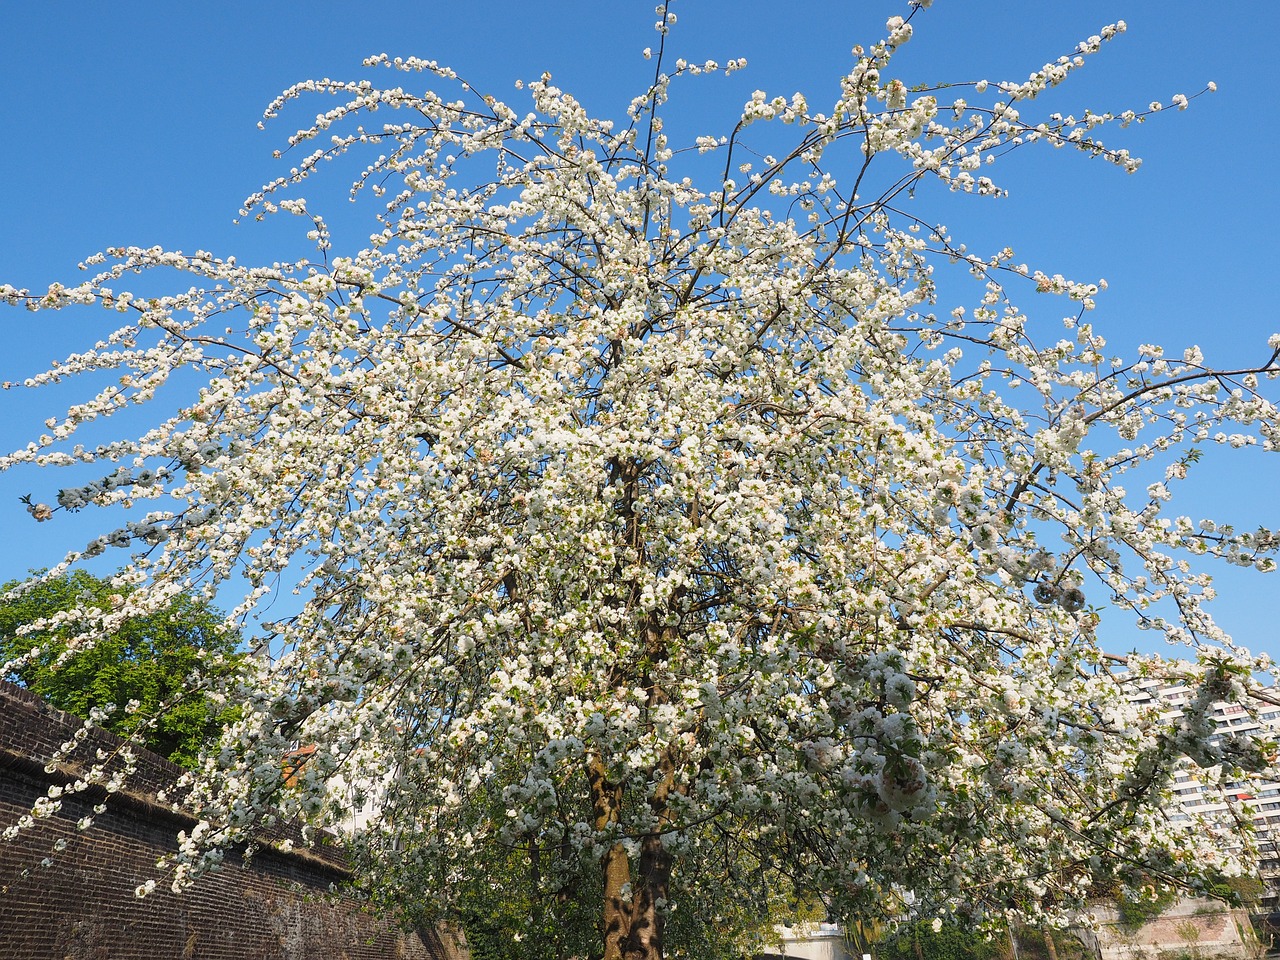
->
[0,1,1276,658]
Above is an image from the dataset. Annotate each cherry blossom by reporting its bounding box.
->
[2,4,1277,959]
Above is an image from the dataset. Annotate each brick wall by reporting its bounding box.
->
[0,680,463,960]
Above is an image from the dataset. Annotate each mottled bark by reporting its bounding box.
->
[589,725,678,959]
[589,737,679,960]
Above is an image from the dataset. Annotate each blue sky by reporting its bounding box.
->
[0,1,1276,657]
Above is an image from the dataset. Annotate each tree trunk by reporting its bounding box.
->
[590,492,680,960]
[600,837,634,960]
[626,834,672,959]
[589,745,676,960]
[1042,928,1058,960]
[591,777,674,960]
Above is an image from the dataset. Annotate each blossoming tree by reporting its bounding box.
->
[3,3,1279,958]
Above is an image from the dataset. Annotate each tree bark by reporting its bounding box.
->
[589,742,676,960]
[1042,928,1058,960]
[590,754,630,960]
[600,837,634,960]
[624,833,672,959]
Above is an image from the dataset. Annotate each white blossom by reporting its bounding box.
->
[0,7,1271,957]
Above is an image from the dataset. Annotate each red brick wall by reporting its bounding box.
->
[0,681,461,960]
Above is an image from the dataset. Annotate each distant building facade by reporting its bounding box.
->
[1125,675,1280,907]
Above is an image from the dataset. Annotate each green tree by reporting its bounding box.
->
[0,570,243,767]
[877,920,1007,960]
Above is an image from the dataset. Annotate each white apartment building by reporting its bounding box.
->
[1124,675,1280,906]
